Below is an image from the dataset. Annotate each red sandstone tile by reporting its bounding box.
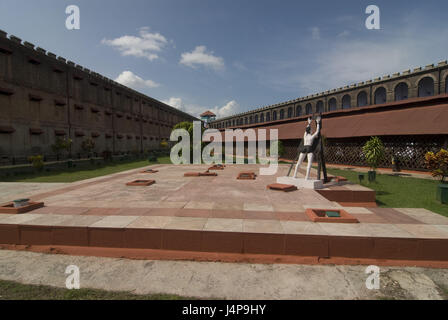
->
[243,211,276,220]
[274,212,309,221]
[243,233,285,255]
[351,213,388,224]
[147,208,181,217]
[162,230,202,251]
[284,234,329,257]
[372,238,418,260]
[0,225,20,244]
[84,208,121,216]
[211,210,245,219]
[116,208,152,216]
[176,209,212,218]
[370,208,422,224]
[88,228,125,248]
[31,206,59,214]
[416,239,448,261]
[52,227,89,246]
[20,226,52,245]
[328,236,375,258]
[124,228,162,249]
[53,207,90,215]
[339,202,378,208]
[201,231,243,253]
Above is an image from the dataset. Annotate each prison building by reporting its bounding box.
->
[209,61,448,171]
[0,30,196,163]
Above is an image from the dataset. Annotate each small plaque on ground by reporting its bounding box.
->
[0,201,44,214]
[237,172,256,180]
[126,179,156,186]
[141,169,158,173]
[267,183,298,192]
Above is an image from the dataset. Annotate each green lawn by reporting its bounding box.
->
[327,168,448,217]
[0,279,191,300]
[0,156,172,183]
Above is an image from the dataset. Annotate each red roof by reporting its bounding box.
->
[200,110,216,117]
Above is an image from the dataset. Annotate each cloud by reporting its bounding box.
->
[310,27,320,40]
[337,30,350,37]
[115,71,160,89]
[162,97,184,110]
[233,61,248,71]
[162,97,239,118]
[180,46,225,70]
[296,33,448,94]
[258,11,448,96]
[211,100,239,118]
[101,27,168,61]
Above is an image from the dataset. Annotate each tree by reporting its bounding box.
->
[28,155,44,171]
[51,137,72,159]
[81,138,95,156]
[362,136,385,171]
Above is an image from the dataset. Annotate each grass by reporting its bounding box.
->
[0,279,191,300]
[327,168,448,217]
[0,156,172,183]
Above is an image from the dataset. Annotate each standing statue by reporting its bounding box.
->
[292,116,321,180]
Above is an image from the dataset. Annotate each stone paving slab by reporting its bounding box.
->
[2,212,448,262]
[89,216,139,228]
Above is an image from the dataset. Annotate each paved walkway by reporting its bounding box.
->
[0,182,68,204]
[0,249,446,300]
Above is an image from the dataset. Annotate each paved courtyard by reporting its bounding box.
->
[1,163,448,263]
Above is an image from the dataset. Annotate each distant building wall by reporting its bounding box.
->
[0,30,196,161]
[210,60,448,129]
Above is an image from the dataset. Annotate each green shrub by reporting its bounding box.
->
[28,155,44,171]
[425,149,448,183]
[362,136,385,171]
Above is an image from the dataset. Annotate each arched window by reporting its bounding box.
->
[273,111,277,121]
[296,105,302,116]
[342,95,351,109]
[374,87,387,104]
[254,115,258,123]
[418,77,434,97]
[328,98,337,111]
[357,91,368,107]
[305,103,312,115]
[316,101,324,113]
[288,107,293,118]
[395,82,409,101]
[249,116,253,124]
[245,117,248,125]
[279,109,285,120]
[260,113,264,123]
[266,112,270,122]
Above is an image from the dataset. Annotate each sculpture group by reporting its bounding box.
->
[277,114,327,189]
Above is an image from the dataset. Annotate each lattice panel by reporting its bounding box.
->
[283,135,448,171]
